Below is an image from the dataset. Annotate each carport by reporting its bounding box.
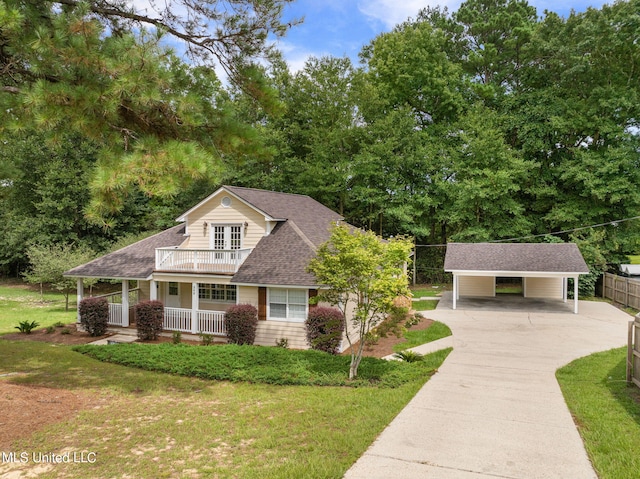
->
[444,243,590,314]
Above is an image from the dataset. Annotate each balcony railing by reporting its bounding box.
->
[155,248,252,274]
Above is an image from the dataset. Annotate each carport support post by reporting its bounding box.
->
[452,274,458,310]
[563,277,568,303]
[574,276,579,314]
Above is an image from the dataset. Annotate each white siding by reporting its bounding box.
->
[185,191,267,249]
[238,286,259,307]
[458,276,495,297]
[524,277,563,299]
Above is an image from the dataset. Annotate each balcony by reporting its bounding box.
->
[155,248,252,274]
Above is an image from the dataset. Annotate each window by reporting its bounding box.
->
[168,282,179,296]
[211,225,242,250]
[269,288,307,321]
[199,284,237,302]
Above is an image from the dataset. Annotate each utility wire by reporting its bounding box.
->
[415,215,640,247]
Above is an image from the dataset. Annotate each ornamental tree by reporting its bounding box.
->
[308,224,412,379]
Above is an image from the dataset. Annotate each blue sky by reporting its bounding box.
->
[277,0,609,71]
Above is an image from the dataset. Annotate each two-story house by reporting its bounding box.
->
[65,186,345,349]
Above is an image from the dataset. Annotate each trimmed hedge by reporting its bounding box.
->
[305,307,345,355]
[135,300,164,341]
[224,304,258,345]
[79,297,109,337]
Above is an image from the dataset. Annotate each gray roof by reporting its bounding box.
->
[232,221,319,286]
[444,243,589,274]
[64,225,186,280]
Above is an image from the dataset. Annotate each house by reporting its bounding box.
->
[444,242,589,313]
[65,186,345,349]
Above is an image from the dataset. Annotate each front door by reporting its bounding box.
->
[165,282,181,308]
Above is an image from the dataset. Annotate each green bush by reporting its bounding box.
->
[45,325,55,334]
[79,297,109,337]
[199,332,214,345]
[172,330,182,344]
[135,300,164,341]
[305,307,345,354]
[393,350,424,362]
[224,304,258,345]
[15,320,40,334]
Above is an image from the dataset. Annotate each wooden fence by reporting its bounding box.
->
[603,273,640,309]
[627,315,640,388]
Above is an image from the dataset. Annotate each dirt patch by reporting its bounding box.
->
[0,379,95,450]
[342,315,434,358]
[1,323,111,345]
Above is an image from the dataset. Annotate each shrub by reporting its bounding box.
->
[45,325,55,334]
[61,327,71,335]
[79,297,109,336]
[224,304,258,345]
[393,350,424,363]
[172,330,182,344]
[305,307,345,355]
[199,332,214,345]
[53,321,65,328]
[15,320,40,334]
[275,337,289,348]
[135,300,164,341]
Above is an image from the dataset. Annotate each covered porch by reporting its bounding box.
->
[76,278,227,336]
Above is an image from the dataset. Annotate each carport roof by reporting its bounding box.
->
[444,242,589,274]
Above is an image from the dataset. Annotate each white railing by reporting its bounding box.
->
[108,304,123,326]
[163,307,227,336]
[198,310,226,335]
[155,248,252,273]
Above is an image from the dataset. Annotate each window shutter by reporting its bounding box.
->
[258,287,267,321]
[308,289,318,309]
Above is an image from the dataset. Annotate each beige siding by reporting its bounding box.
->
[138,281,151,302]
[238,286,259,307]
[459,276,495,297]
[255,321,307,349]
[185,191,267,249]
[524,277,563,299]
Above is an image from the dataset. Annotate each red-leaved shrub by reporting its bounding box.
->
[224,304,258,345]
[135,300,164,340]
[305,307,345,354]
[79,297,109,336]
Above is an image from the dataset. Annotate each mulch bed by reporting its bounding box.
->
[0,323,111,345]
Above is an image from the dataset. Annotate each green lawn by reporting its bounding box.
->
[0,283,77,334]
[556,347,640,479]
[394,321,452,353]
[0,341,450,478]
[410,285,445,298]
[412,299,439,311]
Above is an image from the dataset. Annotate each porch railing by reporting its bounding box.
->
[97,288,140,326]
[155,248,252,274]
[164,307,226,336]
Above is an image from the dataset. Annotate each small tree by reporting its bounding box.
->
[305,307,345,354]
[135,300,165,341]
[308,224,412,379]
[24,243,96,310]
[224,304,258,345]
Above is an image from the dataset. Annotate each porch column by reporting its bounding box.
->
[191,282,199,334]
[574,276,579,314]
[76,279,83,323]
[150,280,157,301]
[452,274,457,310]
[122,280,130,327]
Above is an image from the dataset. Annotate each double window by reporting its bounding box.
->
[199,284,237,302]
[269,288,307,321]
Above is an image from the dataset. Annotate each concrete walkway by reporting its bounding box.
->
[345,293,633,479]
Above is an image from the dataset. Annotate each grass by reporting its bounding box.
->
[393,321,452,353]
[73,342,443,388]
[0,283,76,334]
[556,347,640,479]
[410,285,444,298]
[412,299,438,311]
[0,341,450,478]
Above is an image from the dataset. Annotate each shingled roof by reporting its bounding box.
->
[64,225,186,280]
[444,243,589,273]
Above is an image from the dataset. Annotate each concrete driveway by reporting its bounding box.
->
[345,293,633,479]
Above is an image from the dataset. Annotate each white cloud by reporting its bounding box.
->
[276,40,329,73]
[357,0,462,30]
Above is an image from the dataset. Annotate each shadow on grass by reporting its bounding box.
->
[605,355,640,427]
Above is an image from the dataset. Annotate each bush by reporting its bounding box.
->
[79,297,109,336]
[135,300,164,341]
[172,331,182,344]
[224,304,258,345]
[305,307,345,355]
